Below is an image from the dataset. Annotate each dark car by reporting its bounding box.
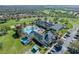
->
[74,34,79,39]
[74,36,78,39]
[48,51,53,54]
[64,34,70,38]
[67,31,70,34]
[54,44,62,52]
[64,36,66,38]
[76,35,79,37]
[48,52,51,54]
[65,34,70,37]
[67,47,79,54]
[51,49,55,52]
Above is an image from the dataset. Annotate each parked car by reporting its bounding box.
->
[48,52,51,54]
[51,49,56,53]
[53,44,62,52]
[65,34,70,37]
[0,30,7,36]
[48,51,53,54]
[74,36,78,39]
[74,34,79,39]
[67,31,70,34]
[64,34,70,38]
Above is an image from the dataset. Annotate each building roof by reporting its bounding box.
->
[35,20,54,29]
[22,25,44,35]
[52,24,63,31]
[35,20,64,31]
[0,30,7,36]
[30,31,43,41]
[44,31,56,44]
[31,45,39,53]
[30,31,56,46]
[32,45,39,50]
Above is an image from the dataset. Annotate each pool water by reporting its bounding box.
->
[23,26,39,35]
[21,37,30,45]
[23,26,33,34]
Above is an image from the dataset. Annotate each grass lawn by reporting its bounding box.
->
[0,30,47,53]
[0,17,37,28]
[58,29,67,36]
[71,18,79,25]
[39,47,48,54]
[58,18,73,36]
[0,18,37,54]
[43,10,50,14]
[0,30,35,54]
[0,17,48,54]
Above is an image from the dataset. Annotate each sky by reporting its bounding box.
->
[0,0,79,5]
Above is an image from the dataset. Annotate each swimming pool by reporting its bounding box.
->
[23,26,32,34]
[21,37,30,45]
[22,26,39,35]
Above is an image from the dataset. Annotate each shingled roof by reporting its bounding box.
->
[34,20,54,29]
[35,20,64,31]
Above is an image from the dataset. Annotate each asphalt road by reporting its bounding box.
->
[46,23,79,54]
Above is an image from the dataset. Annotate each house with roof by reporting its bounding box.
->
[0,18,7,24]
[51,23,65,31]
[21,25,57,46]
[34,20,54,30]
[30,31,57,47]
[44,31,56,44]
[0,30,7,36]
[21,25,45,45]
[31,45,40,54]
[30,31,45,46]
[21,20,64,46]
[34,20,67,31]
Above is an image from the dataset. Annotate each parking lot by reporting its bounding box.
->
[46,24,79,54]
